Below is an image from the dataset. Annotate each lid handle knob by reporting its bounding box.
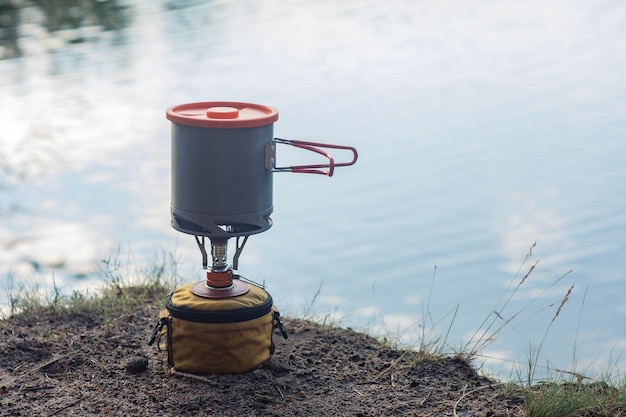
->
[206,106,239,119]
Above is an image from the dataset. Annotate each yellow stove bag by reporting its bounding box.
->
[149,281,287,374]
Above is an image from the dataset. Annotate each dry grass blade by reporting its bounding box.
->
[529,284,575,383]
[464,242,539,357]
[465,263,573,359]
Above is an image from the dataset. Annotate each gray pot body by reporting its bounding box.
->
[170,123,273,238]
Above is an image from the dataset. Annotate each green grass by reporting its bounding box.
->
[1,248,180,323]
[523,380,626,417]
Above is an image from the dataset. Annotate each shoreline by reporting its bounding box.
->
[0,284,527,416]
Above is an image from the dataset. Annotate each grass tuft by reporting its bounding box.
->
[524,379,626,417]
[1,248,180,321]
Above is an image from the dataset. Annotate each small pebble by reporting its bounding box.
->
[125,356,148,374]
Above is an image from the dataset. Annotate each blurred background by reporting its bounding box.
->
[1,0,625,379]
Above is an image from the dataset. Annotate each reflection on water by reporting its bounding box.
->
[34,0,131,33]
[0,1,21,58]
[0,0,131,60]
[1,0,626,379]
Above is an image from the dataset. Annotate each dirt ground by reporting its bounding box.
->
[0,289,525,417]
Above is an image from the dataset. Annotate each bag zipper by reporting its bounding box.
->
[165,292,274,324]
[273,310,288,339]
[148,317,168,346]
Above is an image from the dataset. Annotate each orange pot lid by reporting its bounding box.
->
[166,101,278,128]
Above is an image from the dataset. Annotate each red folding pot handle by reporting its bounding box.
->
[265,138,358,177]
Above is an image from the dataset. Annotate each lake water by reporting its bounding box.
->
[1,0,625,380]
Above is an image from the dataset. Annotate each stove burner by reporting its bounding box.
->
[190,278,249,299]
[190,236,251,299]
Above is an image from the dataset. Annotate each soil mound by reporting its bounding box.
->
[0,293,524,416]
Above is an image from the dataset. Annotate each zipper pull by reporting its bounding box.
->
[273,311,288,339]
[148,317,168,346]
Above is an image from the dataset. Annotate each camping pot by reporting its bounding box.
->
[166,101,357,239]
